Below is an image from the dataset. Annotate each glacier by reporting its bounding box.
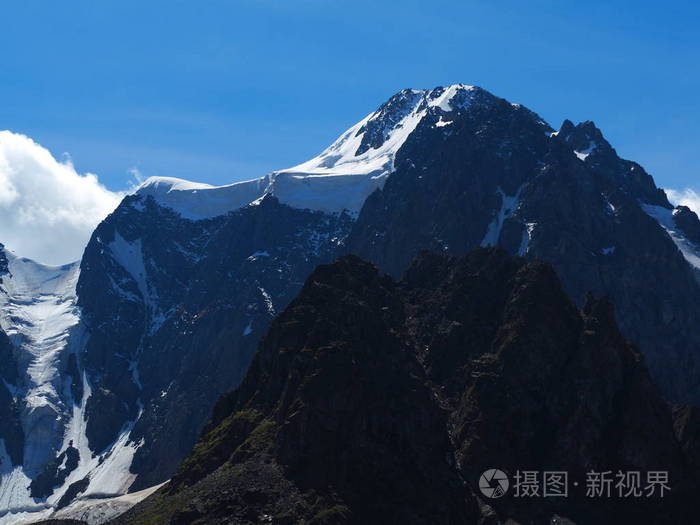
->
[642,203,700,270]
[0,251,148,524]
[135,85,481,220]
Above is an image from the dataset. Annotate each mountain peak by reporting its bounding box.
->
[137,176,215,194]
[351,85,481,157]
[554,119,671,207]
[556,119,611,160]
[280,83,501,179]
[424,83,481,110]
[132,84,509,221]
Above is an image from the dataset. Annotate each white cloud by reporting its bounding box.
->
[667,188,700,215]
[0,130,123,265]
[127,166,145,190]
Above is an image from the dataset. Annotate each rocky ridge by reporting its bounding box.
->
[114,249,700,525]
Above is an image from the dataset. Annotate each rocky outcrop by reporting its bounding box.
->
[0,328,23,467]
[114,249,700,525]
[674,405,700,478]
[30,445,80,499]
[345,100,700,404]
[76,193,353,490]
[673,206,700,247]
[0,245,24,468]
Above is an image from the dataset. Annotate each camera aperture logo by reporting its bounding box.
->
[479,468,509,498]
[478,468,670,499]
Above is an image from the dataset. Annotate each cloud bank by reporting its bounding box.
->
[667,188,700,215]
[0,131,122,265]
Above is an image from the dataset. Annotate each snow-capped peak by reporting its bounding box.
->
[135,175,269,220]
[280,84,481,177]
[426,83,477,112]
[134,84,491,220]
[137,176,215,193]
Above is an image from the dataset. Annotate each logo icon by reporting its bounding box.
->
[479,468,509,498]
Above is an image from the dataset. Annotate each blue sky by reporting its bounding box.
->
[1,0,698,192]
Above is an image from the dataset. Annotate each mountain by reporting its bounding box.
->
[0,248,83,524]
[1,83,700,523]
[112,249,699,525]
[0,196,353,524]
[344,92,700,403]
[78,194,352,490]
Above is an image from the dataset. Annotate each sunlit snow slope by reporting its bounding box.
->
[0,251,145,524]
[0,253,80,469]
[136,85,481,219]
[0,252,80,523]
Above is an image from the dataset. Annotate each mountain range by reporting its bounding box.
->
[112,249,700,525]
[1,84,699,524]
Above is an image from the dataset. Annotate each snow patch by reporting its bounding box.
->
[518,223,537,256]
[575,141,597,161]
[242,318,253,336]
[108,233,159,315]
[0,439,47,525]
[427,84,476,112]
[258,287,276,316]
[46,372,143,506]
[49,482,166,525]
[137,176,268,221]
[481,186,524,247]
[435,117,453,128]
[137,176,214,193]
[247,251,270,262]
[641,203,700,270]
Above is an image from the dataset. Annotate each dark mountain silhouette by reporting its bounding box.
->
[112,249,700,525]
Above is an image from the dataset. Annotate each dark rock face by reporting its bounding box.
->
[77,194,226,455]
[115,250,699,525]
[402,251,693,524]
[0,252,23,465]
[65,353,83,408]
[674,205,700,248]
[0,244,8,279]
[30,445,80,498]
[55,476,91,510]
[674,405,700,478]
[557,119,669,206]
[354,88,424,155]
[0,327,23,466]
[347,92,550,277]
[346,104,700,404]
[76,194,352,490]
